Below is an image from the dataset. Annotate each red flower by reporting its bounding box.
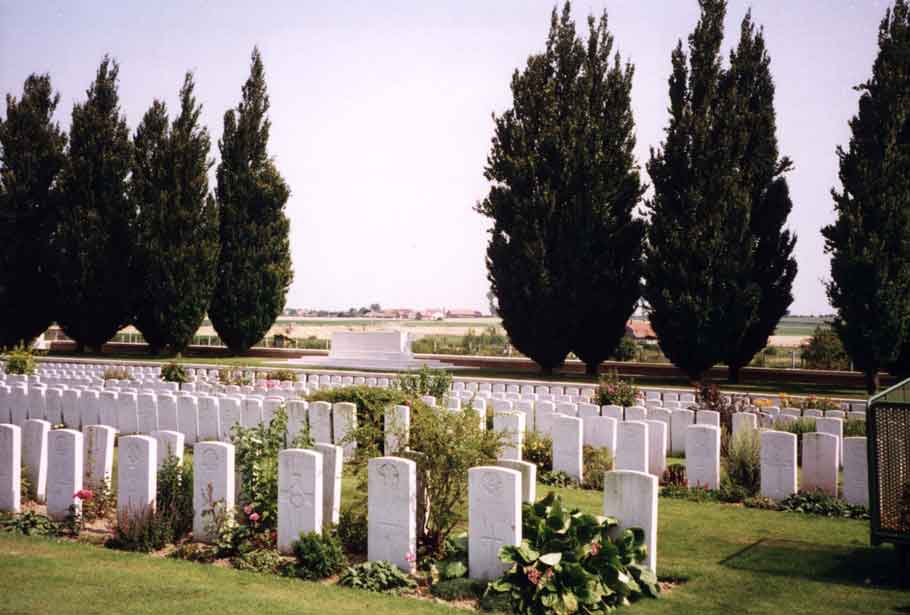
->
[249,512,260,523]
[526,567,542,586]
[73,489,94,501]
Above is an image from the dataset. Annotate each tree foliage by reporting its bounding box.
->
[55,57,135,351]
[477,3,643,375]
[0,74,67,348]
[210,47,292,354]
[132,73,219,353]
[822,0,910,392]
[801,325,849,371]
[645,0,790,382]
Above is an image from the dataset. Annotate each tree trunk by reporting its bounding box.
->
[727,364,741,384]
[865,369,879,394]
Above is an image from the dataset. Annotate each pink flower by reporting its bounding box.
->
[243,504,253,515]
[249,512,260,523]
[526,567,542,586]
[405,551,416,563]
[590,542,601,556]
[73,489,94,501]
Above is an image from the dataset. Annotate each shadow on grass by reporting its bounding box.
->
[720,539,897,588]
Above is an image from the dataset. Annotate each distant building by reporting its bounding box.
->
[626,319,657,341]
[417,309,445,321]
[373,308,416,319]
[446,308,483,318]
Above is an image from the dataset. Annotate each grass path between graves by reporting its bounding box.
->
[1,489,905,615]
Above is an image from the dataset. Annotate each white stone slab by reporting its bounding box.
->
[816,417,843,466]
[696,410,720,427]
[493,412,525,461]
[552,415,583,482]
[9,387,27,427]
[760,430,797,500]
[686,424,720,490]
[368,456,417,572]
[79,389,100,427]
[468,466,521,581]
[732,412,757,439]
[151,430,185,468]
[0,424,21,513]
[82,425,115,488]
[157,395,178,432]
[177,395,199,445]
[314,442,342,525]
[45,388,63,425]
[27,387,46,421]
[278,448,323,553]
[843,437,868,507]
[193,441,235,542]
[218,397,242,443]
[23,419,50,502]
[46,429,83,520]
[117,392,139,434]
[802,432,838,496]
[332,402,357,461]
[616,421,649,473]
[197,396,221,442]
[263,398,283,425]
[286,400,308,444]
[625,406,647,422]
[496,459,536,504]
[602,405,623,421]
[384,405,410,455]
[670,409,694,456]
[309,401,333,444]
[137,393,159,434]
[535,401,556,436]
[117,435,157,514]
[241,397,263,428]
[583,415,617,458]
[646,420,667,478]
[603,470,658,572]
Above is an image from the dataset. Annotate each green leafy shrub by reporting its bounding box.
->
[777,491,869,519]
[339,561,417,593]
[233,548,289,575]
[0,511,60,536]
[722,429,761,497]
[218,367,250,386]
[161,359,189,383]
[433,533,468,581]
[396,366,453,400]
[538,470,577,488]
[742,496,779,510]
[489,492,659,613]
[581,446,613,491]
[168,542,219,563]
[292,530,348,580]
[844,419,866,437]
[265,369,297,382]
[594,370,640,407]
[102,367,131,381]
[522,431,553,473]
[801,325,849,370]
[337,505,368,555]
[231,405,291,530]
[157,453,194,541]
[430,577,487,601]
[3,344,36,375]
[107,504,171,552]
[610,335,638,362]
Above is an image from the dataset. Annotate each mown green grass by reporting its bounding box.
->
[1,484,903,615]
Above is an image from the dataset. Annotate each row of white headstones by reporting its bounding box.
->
[0,421,659,579]
[0,378,869,506]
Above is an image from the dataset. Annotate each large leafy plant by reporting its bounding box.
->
[395,366,453,400]
[594,371,640,408]
[489,493,658,614]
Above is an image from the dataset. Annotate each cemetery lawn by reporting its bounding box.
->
[1,491,904,615]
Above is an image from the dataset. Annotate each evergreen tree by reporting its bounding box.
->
[822,0,910,393]
[722,12,798,383]
[55,57,134,352]
[210,48,292,354]
[132,73,219,354]
[0,74,67,349]
[643,0,759,382]
[477,3,643,375]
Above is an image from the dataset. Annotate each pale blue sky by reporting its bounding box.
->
[0,1,890,314]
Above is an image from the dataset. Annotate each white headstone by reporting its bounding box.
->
[309,401,333,444]
[625,406,647,422]
[193,441,236,542]
[177,395,199,445]
[28,387,46,421]
[670,409,694,456]
[368,456,417,572]
[468,466,521,581]
[46,429,83,520]
[685,424,720,490]
[602,405,623,421]
[45,388,63,425]
[23,419,50,501]
[61,389,81,430]
[645,420,667,478]
[496,459,537,504]
[82,425,115,489]
[843,437,868,507]
[552,415,583,482]
[286,400,308,444]
[535,401,556,436]
[0,424,21,513]
[99,390,118,429]
[278,448,324,554]
[647,408,672,454]
[151,430,185,468]
[760,430,797,500]
[332,402,357,460]
[241,397,263,428]
[117,392,139,434]
[696,410,720,427]
[117,435,157,514]
[9,387,28,427]
[384,405,410,455]
[802,432,838,496]
[314,442,342,525]
[197,396,221,442]
[732,412,757,439]
[80,389,100,428]
[493,412,525,461]
[816,417,843,466]
[157,395,178,432]
[616,421,649,473]
[603,470,658,573]
[582,415,617,457]
[263,398,283,425]
[137,393,158,434]
[219,397,242,443]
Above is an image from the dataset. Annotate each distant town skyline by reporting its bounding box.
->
[0,0,889,314]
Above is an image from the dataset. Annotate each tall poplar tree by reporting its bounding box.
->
[132,73,219,354]
[823,0,910,393]
[0,74,67,348]
[477,3,643,375]
[643,0,759,382]
[56,57,134,352]
[722,12,797,383]
[210,48,292,354]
